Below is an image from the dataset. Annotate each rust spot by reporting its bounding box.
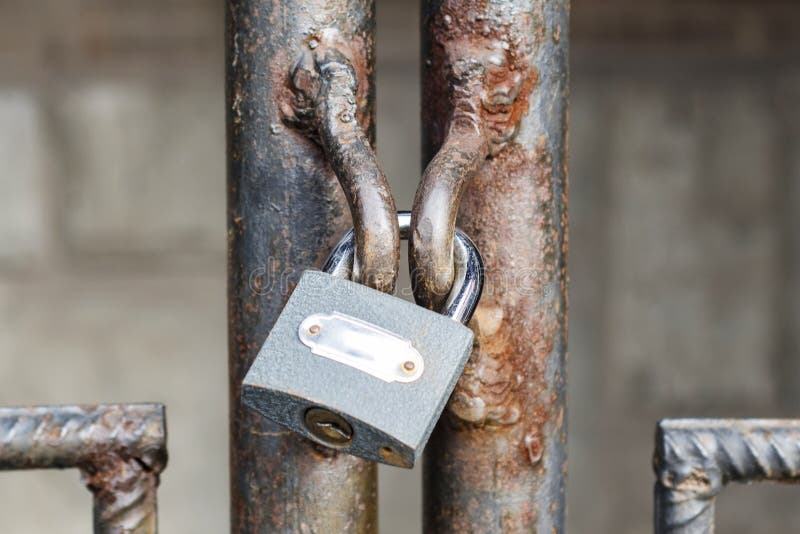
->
[250,272,264,294]
[379,446,412,468]
[423,0,540,156]
[524,432,544,464]
[308,441,339,461]
[448,303,522,427]
[665,468,714,493]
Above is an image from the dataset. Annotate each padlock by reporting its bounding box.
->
[242,211,483,468]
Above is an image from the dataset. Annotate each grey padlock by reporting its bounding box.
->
[242,212,482,468]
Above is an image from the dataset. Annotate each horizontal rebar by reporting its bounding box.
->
[0,404,167,534]
[654,419,800,534]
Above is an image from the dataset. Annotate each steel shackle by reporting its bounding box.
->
[322,211,484,325]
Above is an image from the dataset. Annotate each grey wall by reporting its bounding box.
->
[0,0,798,532]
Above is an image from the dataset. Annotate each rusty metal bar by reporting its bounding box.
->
[419,1,569,532]
[284,33,400,292]
[409,55,489,310]
[0,404,167,534]
[654,419,800,534]
[226,1,380,531]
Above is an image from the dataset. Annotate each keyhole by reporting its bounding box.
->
[304,407,353,447]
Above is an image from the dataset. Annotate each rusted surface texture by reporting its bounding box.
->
[420,0,569,532]
[654,419,800,534]
[411,0,539,309]
[226,1,378,532]
[0,404,167,534]
[409,59,489,310]
[285,30,399,293]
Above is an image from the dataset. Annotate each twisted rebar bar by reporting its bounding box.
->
[0,404,167,534]
[654,419,800,534]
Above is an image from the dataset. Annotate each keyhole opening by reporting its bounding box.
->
[304,407,353,447]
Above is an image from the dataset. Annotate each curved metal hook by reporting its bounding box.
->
[324,212,484,325]
[409,121,488,310]
[285,31,400,294]
[409,31,533,310]
[409,57,493,309]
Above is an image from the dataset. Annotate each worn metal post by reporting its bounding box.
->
[418,1,569,531]
[654,419,800,534]
[226,1,382,532]
[0,404,167,534]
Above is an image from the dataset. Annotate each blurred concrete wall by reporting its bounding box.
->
[0,0,799,532]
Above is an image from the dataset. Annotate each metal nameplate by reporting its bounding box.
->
[298,312,424,383]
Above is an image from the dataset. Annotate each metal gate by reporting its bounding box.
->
[1,1,797,532]
[225,0,567,531]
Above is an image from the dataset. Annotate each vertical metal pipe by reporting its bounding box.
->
[0,404,167,534]
[226,1,378,532]
[420,1,569,532]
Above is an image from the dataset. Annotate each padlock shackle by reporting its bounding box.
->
[322,211,484,325]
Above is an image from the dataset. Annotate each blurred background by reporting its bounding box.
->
[0,0,799,532]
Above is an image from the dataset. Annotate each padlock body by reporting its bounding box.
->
[242,270,474,468]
